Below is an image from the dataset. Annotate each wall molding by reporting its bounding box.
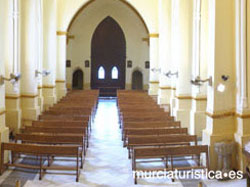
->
[42,85,56,89]
[159,86,172,90]
[57,31,68,36]
[206,110,250,119]
[5,95,20,99]
[236,113,250,119]
[193,97,207,101]
[21,94,39,98]
[149,81,159,84]
[176,96,193,100]
[206,110,235,119]
[0,108,6,116]
[56,80,66,83]
[149,33,159,38]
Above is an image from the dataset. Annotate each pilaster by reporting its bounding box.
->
[148,33,159,96]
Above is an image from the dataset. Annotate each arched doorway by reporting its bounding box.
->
[72,69,84,90]
[132,70,143,90]
[91,16,126,90]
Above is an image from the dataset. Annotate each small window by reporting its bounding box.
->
[111,66,118,79]
[98,66,105,79]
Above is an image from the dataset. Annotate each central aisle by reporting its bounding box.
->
[77,98,181,187]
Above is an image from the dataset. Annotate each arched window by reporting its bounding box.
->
[111,66,118,79]
[98,66,105,79]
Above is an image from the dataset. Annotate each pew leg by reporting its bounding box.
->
[86,135,89,148]
[197,154,201,166]
[83,142,86,156]
[47,156,50,167]
[80,154,83,169]
[134,172,137,185]
[11,151,15,164]
[123,139,125,147]
[0,148,5,175]
[39,156,42,180]
[165,156,168,168]
[128,148,131,159]
[76,154,79,182]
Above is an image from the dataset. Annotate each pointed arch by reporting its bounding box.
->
[111,66,119,79]
[98,66,105,79]
[91,16,126,89]
[66,0,149,34]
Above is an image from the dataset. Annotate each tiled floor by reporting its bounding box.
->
[0,98,246,187]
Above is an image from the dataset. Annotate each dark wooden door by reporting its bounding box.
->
[132,70,143,90]
[72,69,83,90]
[91,16,126,90]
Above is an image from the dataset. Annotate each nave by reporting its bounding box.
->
[0,97,245,187]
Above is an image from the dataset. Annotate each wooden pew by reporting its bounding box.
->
[22,126,86,135]
[0,143,81,182]
[127,135,197,158]
[132,145,209,184]
[22,126,89,146]
[122,121,181,141]
[15,133,85,166]
[123,127,188,147]
[31,121,90,148]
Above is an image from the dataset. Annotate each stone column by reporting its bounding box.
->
[202,0,235,170]
[190,0,208,137]
[37,0,44,112]
[56,31,67,101]
[20,0,40,126]
[148,33,159,96]
[169,0,178,115]
[234,0,250,172]
[172,0,193,130]
[0,0,10,163]
[3,0,22,134]
[157,0,172,105]
[42,0,57,110]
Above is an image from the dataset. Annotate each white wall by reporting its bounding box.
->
[66,0,149,89]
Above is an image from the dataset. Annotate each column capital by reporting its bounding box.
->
[149,33,159,38]
[57,31,68,36]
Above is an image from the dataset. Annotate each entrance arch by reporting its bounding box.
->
[132,70,143,90]
[91,16,126,89]
[72,69,84,90]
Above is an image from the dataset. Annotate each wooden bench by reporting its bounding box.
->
[122,121,181,141]
[32,120,90,141]
[124,127,188,147]
[132,145,209,184]
[0,143,81,182]
[14,133,85,167]
[127,135,197,158]
[22,126,89,146]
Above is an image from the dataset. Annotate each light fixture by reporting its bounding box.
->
[217,84,226,92]
[0,73,21,86]
[35,70,51,77]
[190,76,212,86]
[150,68,161,73]
[217,75,229,92]
[164,71,178,78]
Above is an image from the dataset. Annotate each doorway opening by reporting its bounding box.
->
[132,70,143,90]
[72,69,84,90]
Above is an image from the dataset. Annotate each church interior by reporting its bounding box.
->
[0,0,250,186]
